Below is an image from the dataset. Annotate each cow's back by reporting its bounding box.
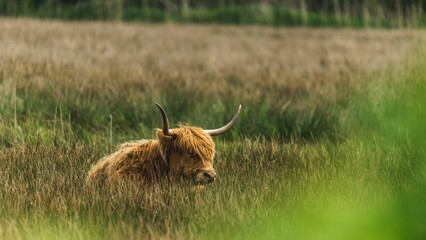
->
[86,139,163,183]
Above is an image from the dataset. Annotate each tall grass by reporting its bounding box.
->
[0,18,425,239]
[1,136,419,239]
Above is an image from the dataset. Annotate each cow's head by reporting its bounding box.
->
[155,103,241,185]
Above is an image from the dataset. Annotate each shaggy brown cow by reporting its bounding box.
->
[87,103,241,185]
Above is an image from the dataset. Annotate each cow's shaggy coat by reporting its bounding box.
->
[87,126,215,184]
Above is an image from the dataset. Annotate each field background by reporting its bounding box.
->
[1,17,426,239]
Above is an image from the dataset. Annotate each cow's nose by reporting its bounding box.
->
[203,171,217,182]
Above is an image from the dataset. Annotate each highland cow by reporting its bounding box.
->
[87,103,241,185]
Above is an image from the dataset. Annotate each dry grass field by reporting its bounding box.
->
[0,18,425,239]
[1,18,420,139]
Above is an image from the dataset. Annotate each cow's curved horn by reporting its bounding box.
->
[156,103,173,136]
[205,105,241,136]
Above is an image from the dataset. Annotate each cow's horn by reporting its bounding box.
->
[205,105,241,136]
[156,103,173,136]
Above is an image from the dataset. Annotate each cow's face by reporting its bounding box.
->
[168,149,216,184]
[158,127,217,185]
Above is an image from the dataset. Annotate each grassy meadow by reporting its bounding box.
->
[0,18,426,239]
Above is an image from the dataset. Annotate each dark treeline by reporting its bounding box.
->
[1,0,426,27]
[2,0,425,11]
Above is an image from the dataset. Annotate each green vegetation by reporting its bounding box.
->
[0,19,425,239]
[1,0,426,27]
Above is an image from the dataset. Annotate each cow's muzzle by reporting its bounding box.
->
[194,169,217,185]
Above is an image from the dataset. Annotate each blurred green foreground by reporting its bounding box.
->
[247,49,426,240]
